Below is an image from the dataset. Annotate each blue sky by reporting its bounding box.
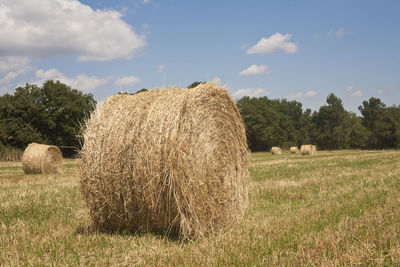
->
[0,0,399,113]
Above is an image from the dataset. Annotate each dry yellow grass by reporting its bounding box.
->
[0,150,399,265]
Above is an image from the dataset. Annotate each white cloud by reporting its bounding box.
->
[377,89,384,95]
[143,0,150,3]
[246,33,298,55]
[0,56,31,84]
[0,57,30,73]
[114,75,141,87]
[0,72,19,84]
[346,86,353,91]
[35,68,142,93]
[287,90,318,100]
[351,90,363,97]
[336,27,345,38]
[232,87,268,99]
[156,64,166,72]
[72,75,110,92]
[210,77,222,85]
[239,64,269,76]
[35,68,109,92]
[36,69,64,81]
[0,0,146,61]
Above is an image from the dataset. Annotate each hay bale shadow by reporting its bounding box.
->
[74,224,181,242]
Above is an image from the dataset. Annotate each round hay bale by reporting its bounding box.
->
[301,144,311,155]
[79,82,249,240]
[271,147,282,155]
[301,144,316,155]
[311,145,317,155]
[21,143,63,174]
[290,146,298,154]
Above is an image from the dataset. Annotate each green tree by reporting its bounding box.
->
[347,113,370,149]
[0,80,96,149]
[383,105,400,148]
[312,94,350,149]
[134,88,148,94]
[358,97,390,148]
[38,80,96,146]
[297,108,312,145]
[0,88,45,148]
[237,96,307,151]
[187,81,205,89]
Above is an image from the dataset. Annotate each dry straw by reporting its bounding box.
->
[290,146,298,154]
[312,145,317,155]
[79,82,249,240]
[21,143,63,174]
[301,144,317,155]
[271,147,282,155]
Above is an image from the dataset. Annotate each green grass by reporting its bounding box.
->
[0,151,399,266]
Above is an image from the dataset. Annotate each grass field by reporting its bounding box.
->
[1,150,399,265]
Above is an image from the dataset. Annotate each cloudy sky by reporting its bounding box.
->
[0,0,399,113]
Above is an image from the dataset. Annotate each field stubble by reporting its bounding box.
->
[0,150,399,265]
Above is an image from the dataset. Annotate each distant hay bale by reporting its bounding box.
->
[301,144,317,155]
[312,145,317,155]
[301,144,312,155]
[271,147,282,155]
[21,143,63,174]
[290,146,298,154]
[79,82,249,240]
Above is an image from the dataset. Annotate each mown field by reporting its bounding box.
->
[0,150,399,265]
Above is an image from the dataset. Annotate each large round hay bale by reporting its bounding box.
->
[271,147,282,155]
[301,144,317,155]
[79,82,249,240]
[290,146,298,154]
[21,143,63,174]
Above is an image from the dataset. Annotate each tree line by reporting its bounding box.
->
[237,93,400,151]
[1,80,399,153]
[0,80,96,152]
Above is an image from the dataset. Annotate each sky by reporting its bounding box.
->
[0,0,399,113]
